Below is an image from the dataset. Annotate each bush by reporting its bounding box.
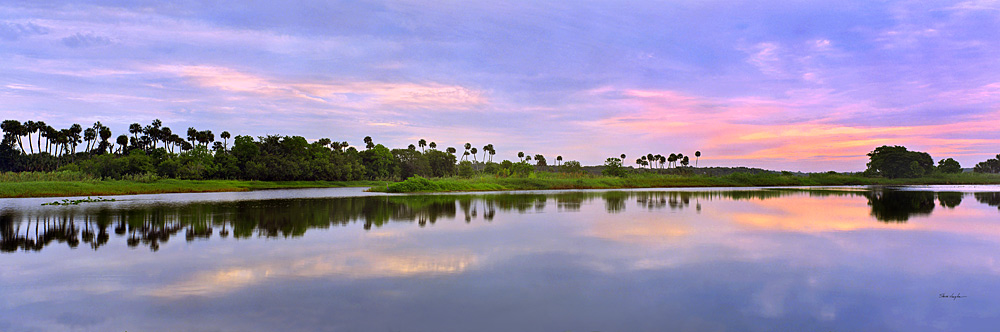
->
[385,176,440,193]
[457,161,475,178]
[601,158,628,177]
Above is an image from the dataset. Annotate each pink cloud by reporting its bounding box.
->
[578,88,1000,170]
[149,65,487,110]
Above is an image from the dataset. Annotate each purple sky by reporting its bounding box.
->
[2,0,1000,171]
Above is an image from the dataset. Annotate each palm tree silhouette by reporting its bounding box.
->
[695,151,701,167]
[116,135,128,154]
[419,139,427,151]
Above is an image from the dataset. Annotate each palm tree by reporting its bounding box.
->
[186,127,198,146]
[1,120,26,154]
[695,151,701,167]
[463,143,471,161]
[620,153,626,161]
[98,126,111,154]
[130,123,143,142]
[534,154,545,166]
[429,142,436,150]
[681,156,690,167]
[470,147,478,162]
[659,155,666,169]
[45,125,58,154]
[160,127,172,149]
[24,121,36,154]
[34,121,47,154]
[419,139,427,151]
[116,135,128,154]
[68,124,82,155]
[363,136,373,149]
[654,154,663,169]
[220,131,231,150]
[668,153,677,168]
[408,144,416,150]
[83,128,96,153]
[446,147,457,154]
[556,155,563,166]
[518,151,525,162]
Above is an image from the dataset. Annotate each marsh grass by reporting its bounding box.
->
[0,171,97,182]
[0,177,383,198]
[374,171,1000,193]
[5,171,1000,197]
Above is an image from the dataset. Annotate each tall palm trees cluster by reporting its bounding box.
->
[629,151,701,169]
[455,142,496,163]
[1,119,234,158]
[1,120,96,157]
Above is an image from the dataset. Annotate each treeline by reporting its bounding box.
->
[1,119,585,181]
[860,145,998,178]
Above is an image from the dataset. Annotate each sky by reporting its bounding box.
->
[2,0,1000,171]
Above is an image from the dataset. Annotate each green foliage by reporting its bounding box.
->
[0,171,95,182]
[384,176,440,193]
[457,161,475,178]
[511,161,533,177]
[425,149,456,177]
[360,144,397,180]
[231,135,259,163]
[393,148,431,179]
[864,145,934,178]
[560,160,583,174]
[601,157,628,177]
[974,154,1000,173]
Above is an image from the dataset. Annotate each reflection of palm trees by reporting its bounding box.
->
[5,188,910,252]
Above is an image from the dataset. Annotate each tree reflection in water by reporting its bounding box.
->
[3,189,999,252]
[975,192,1000,209]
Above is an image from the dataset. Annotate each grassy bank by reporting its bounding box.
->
[0,173,382,198]
[5,171,1000,198]
[375,172,1000,193]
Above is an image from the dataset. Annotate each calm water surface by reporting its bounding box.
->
[3,186,1000,331]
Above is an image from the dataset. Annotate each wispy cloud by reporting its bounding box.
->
[60,31,111,48]
[0,21,48,41]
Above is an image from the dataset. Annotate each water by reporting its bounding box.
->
[2,186,1000,331]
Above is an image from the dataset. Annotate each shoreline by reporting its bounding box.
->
[4,173,1000,198]
[0,179,383,199]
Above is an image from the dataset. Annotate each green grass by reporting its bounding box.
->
[5,171,1000,198]
[373,172,1000,193]
[0,176,382,198]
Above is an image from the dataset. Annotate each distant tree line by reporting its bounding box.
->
[1,119,589,180]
